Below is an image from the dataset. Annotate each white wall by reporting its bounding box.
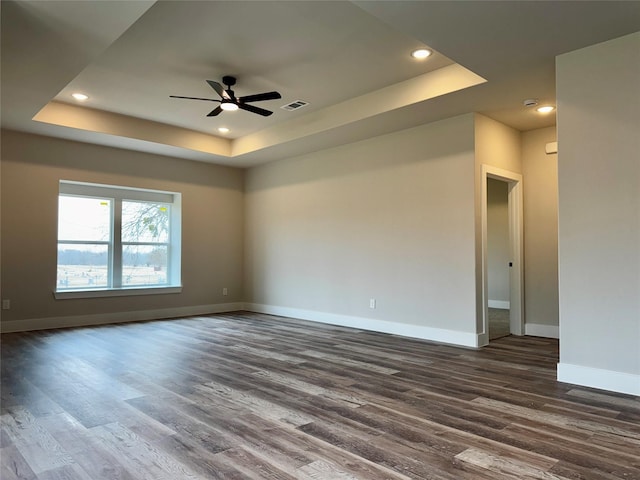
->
[487,178,509,306]
[1,130,245,331]
[556,32,640,395]
[245,114,480,346]
[522,127,559,336]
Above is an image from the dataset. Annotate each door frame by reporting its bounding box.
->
[480,165,524,343]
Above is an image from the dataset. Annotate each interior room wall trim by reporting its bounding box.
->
[524,323,559,339]
[245,303,480,348]
[0,303,244,333]
[0,298,561,344]
[557,362,640,396]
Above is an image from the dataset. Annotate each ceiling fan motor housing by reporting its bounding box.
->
[222,75,237,87]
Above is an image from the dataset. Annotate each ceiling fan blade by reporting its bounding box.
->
[206,80,228,99]
[238,102,273,117]
[207,106,224,117]
[239,91,282,103]
[170,95,220,102]
[225,89,237,102]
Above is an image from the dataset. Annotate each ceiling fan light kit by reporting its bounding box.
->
[220,100,239,111]
[170,75,282,117]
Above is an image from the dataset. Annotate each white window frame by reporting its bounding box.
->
[55,181,182,299]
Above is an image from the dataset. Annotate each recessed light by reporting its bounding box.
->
[71,93,89,101]
[218,127,229,133]
[411,48,432,60]
[536,105,555,114]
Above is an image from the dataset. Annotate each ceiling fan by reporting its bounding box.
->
[170,76,282,117]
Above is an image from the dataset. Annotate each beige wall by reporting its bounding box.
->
[474,114,523,175]
[522,127,559,329]
[557,32,640,394]
[245,114,478,338]
[487,178,509,304]
[1,130,245,329]
[3,112,564,349]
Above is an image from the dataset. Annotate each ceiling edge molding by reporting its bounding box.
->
[33,102,232,157]
[31,64,485,161]
[232,64,486,156]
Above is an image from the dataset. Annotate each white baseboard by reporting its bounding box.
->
[244,303,481,348]
[525,323,559,339]
[488,300,510,309]
[0,302,244,333]
[557,362,640,396]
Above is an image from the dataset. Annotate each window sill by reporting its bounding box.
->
[54,286,182,300]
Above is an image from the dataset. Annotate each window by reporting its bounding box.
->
[56,181,181,298]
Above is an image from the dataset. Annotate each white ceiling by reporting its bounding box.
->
[2,1,640,168]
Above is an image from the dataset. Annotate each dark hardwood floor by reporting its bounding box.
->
[2,312,639,479]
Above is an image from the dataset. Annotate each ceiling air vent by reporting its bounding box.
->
[281,100,309,111]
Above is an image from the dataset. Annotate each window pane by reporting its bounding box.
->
[57,181,180,294]
[122,201,169,243]
[57,244,109,289]
[122,245,168,286]
[58,196,111,241]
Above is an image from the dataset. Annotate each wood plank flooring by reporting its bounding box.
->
[2,312,639,479]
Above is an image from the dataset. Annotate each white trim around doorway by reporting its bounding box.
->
[480,165,524,345]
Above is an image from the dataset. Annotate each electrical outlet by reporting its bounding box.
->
[2,299,10,310]
[222,288,228,296]
[369,298,376,309]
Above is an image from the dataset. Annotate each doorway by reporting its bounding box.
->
[487,178,510,339]
[480,165,524,344]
